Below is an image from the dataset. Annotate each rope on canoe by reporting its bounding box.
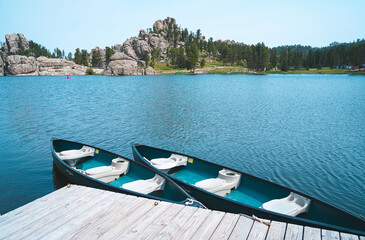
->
[184,198,208,209]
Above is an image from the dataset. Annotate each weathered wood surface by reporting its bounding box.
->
[0,185,363,240]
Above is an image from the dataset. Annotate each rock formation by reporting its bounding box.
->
[122,30,168,61]
[145,66,156,75]
[1,33,29,54]
[37,56,86,76]
[3,55,86,76]
[89,46,106,68]
[103,52,137,76]
[113,44,122,52]
[0,17,179,76]
[6,55,38,76]
[153,17,176,33]
[0,57,4,76]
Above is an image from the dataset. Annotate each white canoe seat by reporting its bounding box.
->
[195,178,224,190]
[122,174,165,195]
[56,146,95,166]
[144,154,188,172]
[261,192,311,217]
[81,157,129,183]
[195,169,241,197]
[85,166,112,175]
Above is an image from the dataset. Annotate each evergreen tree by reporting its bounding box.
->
[74,48,82,64]
[270,48,277,69]
[105,46,115,65]
[142,50,150,66]
[185,42,199,72]
[80,49,89,66]
[177,47,186,68]
[200,58,206,68]
[280,49,289,71]
[91,50,102,67]
[67,52,73,60]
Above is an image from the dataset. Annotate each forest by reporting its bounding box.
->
[4,22,365,73]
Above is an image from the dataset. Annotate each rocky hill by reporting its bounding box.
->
[0,17,180,77]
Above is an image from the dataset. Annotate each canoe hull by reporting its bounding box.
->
[51,139,200,206]
[131,144,365,235]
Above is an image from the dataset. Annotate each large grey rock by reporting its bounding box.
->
[2,33,29,54]
[103,59,137,76]
[153,17,176,33]
[89,46,106,68]
[123,30,168,60]
[37,56,86,76]
[114,44,122,52]
[145,66,156,75]
[0,57,4,76]
[6,55,38,75]
[109,52,134,61]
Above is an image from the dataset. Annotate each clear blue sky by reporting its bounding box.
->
[0,0,364,54]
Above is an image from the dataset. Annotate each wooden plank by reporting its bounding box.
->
[172,208,211,239]
[0,185,81,226]
[247,220,270,240]
[119,201,173,238]
[0,186,99,239]
[229,215,254,240]
[340,232,360,240]
[66,195,148,240]
[149,204,199,240]
[97,198,163,240]
[303,226,321,240]
[321,229,340,240]
[39,190,128,240]
[284,223,303,240]
[193,210,226,239]
[0,185,77,224]
[266,221,287,240]
[210,212,240,240]
[137,203,185,240]
[9,188,116,239]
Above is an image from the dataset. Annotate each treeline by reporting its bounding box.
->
[155,22,365,72]
[273,40,365,70]
[72,47,114,67]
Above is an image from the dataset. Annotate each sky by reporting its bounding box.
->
[0,0,364,54]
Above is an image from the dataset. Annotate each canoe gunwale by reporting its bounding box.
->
[50,138,195,205]
[131,143,365,236]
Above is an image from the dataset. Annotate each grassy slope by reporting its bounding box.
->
[153,59,365,75]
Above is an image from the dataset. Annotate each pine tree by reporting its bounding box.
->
[92,50,102,67]
[280,49,289,71]
[74,48,81,64]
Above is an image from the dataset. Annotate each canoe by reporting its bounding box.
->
[131,144,365,235]
[51,138,202,207]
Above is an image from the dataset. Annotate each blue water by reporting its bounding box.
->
[0,74,364,217]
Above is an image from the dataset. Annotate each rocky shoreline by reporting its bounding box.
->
[0,18,177,77]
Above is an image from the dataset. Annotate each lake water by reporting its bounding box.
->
[0,74,364,217]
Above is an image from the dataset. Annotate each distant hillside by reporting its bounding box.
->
[1,17,364,77]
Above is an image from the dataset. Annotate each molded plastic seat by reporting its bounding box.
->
[57,146,95,160]
[261,192,311,216]
[79,157,129,183]
[122,175,165,195]
[144,154,188,172]
[85,166,112,175]
[195,178,224,190]
[195,169,241,197]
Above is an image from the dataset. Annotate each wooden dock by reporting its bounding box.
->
[0,185,363,240]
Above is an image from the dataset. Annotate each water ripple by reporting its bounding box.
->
[0,74,364,216]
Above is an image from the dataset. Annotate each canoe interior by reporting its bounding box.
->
[134,145,365,235]
[52,140,188,203]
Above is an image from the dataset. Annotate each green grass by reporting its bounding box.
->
[152,59,365,75]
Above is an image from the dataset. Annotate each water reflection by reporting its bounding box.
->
[52,163,70,190]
